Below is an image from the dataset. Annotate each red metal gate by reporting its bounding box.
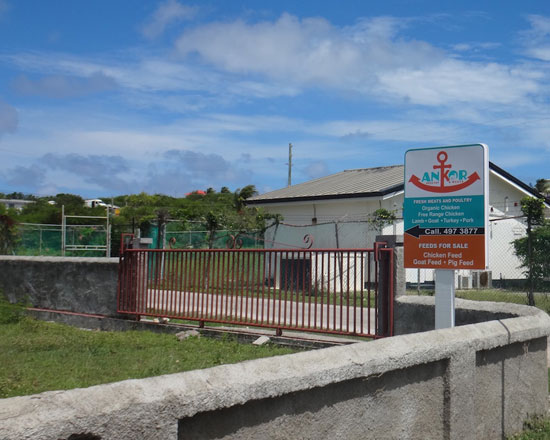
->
[117,245,394,338]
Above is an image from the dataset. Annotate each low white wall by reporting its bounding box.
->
[1,297,548,440]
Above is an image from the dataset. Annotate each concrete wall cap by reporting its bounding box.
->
[0,255,119,264]
[397,295,544,317]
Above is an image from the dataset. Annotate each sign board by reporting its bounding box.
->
[404,144,489,270]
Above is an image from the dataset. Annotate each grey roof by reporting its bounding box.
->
[248,165,405,205]
[248,162,550,206]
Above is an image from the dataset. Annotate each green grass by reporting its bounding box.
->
[407,288,550,313]
[455,289,550,309]
[505,368,550,438]
[0,299,297,398]
[508,416,550,439]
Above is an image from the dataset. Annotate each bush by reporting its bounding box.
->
[0,294,25,324]
[513,221,550,289]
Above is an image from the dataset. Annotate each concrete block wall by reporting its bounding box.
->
[0,256,119,316]
[1,297,548,440]
[393,295,524,335]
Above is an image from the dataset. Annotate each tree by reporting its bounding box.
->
[367,208,397,234]
[535,179,550,196]
[514,222,550,286]
[0,205,18,255]
[513,197,546,306]
[204,211,221,249]
[54,193,85,210]
[101,186,278,250]
[17,199,59,224]
[234,185,258,212]
[4,192,25,200]
[155,208,170,249]
[118,193,162,236]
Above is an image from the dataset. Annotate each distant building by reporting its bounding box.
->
[0,199,35,211]
[185,190,207,196]
[84,199,108,208]
[84,199,120,215]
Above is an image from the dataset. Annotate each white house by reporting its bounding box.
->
[248,163,550,288]
[0,198,35,211]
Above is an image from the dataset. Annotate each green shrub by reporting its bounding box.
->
[0,294,25,324]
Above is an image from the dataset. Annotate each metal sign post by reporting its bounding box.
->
[435,269,455,329]
[403,144,489,329]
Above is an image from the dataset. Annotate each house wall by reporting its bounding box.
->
[487,171,530,282]
[261,172,537,286]
[263,251,374,293]
[264,197,403,250]
[0,198,34,211]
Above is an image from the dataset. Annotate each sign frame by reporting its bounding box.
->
[403,143,489,271]
[404,143,489,329]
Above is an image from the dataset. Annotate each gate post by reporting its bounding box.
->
[127,238,152,319]
[375,235,404,337]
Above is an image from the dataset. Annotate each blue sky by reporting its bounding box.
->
[1,0,550,198]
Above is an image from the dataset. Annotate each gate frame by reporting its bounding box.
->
[117,240,394,339]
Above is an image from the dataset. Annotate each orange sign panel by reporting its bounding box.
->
[404,234,485,269]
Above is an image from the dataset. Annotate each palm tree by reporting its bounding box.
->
[234,185,258,212]
[535,179,550,196]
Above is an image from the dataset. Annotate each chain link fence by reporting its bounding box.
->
[14,223,264,257]
[162,229,263,250]
[407,214,550,312]
[15,223,113,257]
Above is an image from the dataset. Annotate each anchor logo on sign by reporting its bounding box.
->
[409,151,480,193]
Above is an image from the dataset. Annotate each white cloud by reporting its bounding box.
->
[3,164,44,189]
[173,12,545,109]
[12,72,117,98]
[3,12,547,112]
[452,42,500,52]
[178,113,305,134]
[521,15,550,61]
[142,0,197,39]
[0,147,257,196]
[0,100,18,137]
[303,160,329,179]
[175,14,419,90]
[517,119,550,150]
[317,118,462,144]
[377,60,541,106]
[2,51,295,105]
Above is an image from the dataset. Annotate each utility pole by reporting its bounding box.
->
[287,142,293,187]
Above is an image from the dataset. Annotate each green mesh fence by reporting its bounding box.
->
[16,224,112,257]
[14,223,263,256]
[16,224,62,256]
[164,230,263,249]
